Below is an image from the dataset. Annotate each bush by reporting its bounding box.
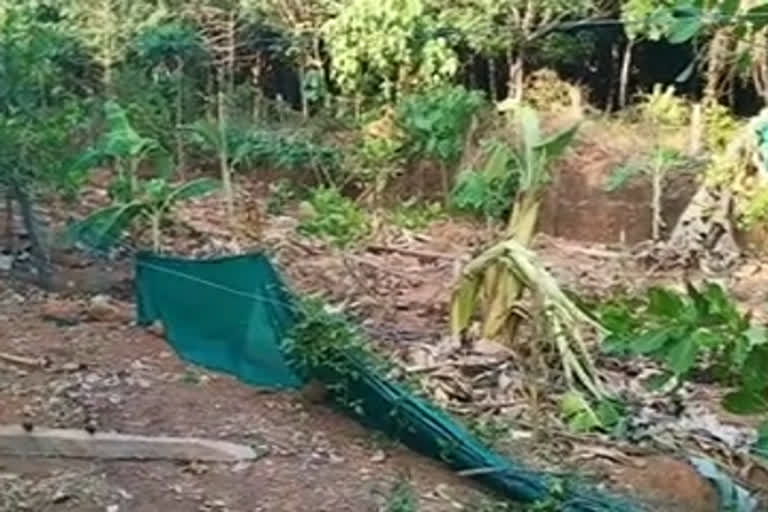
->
[397,85,486,165]
[296,187,371,247]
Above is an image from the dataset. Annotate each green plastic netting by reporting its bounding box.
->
[135,251,643,511]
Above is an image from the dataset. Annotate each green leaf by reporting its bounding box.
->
[560,391,602,432]
[746,4,768,32]
[745,326,768,347]
[664,335,699,375]
[685,281,709,315]
[535,122,580,162]
[647,287,685,317]
[719,0,740,18]
[741,345,768,391]
[645,372,675,391]
[667,12,703,44]
[166,178,220,205]
[68,202,144,251]
[722,389,768,415]
[632,329,672,355]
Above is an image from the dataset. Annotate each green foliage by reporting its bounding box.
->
[0,5,93,194]
[386,199,444,231]
[499,103,580,196]
[604,147,686,192]
[322,0,459,103]
[133,20,207,68]
[70,101,218,251]
[636,85,690,127]
[70,176,219,251]
[83,100,173,201]
[559,391,625,433]
[397,85,486,165]
[184,119,340,176]
[383,477,420,512]
[599,282,768,413]
[296,187,371,247]
[451,140,519,221]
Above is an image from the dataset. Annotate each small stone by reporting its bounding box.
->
[370,450,387,463]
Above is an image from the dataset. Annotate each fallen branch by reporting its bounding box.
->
[366,244,457,261]
[0,352,45,368]
[0,425,265,462]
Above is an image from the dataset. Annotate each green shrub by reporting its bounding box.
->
[296,187,371,247]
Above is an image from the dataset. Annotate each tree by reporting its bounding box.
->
[61,0,168,93]
[0,4,92,286]
[618,0,677,108]
[134,21,210,172]
[322,0,459,112]
[242,0,339,117]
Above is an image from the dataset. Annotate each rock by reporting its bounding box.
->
[0,254,12,271]
[370,450,387,463]
[40,298,81,325]
[610,455,718,512]
[86,295,131,323]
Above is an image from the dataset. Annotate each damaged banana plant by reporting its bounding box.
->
[450,103,606,398]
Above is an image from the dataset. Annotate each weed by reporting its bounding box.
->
[386,200,444,231]
[383,477,420,512]
[296,187,371,248]
[451,139,520,222]
[599,282,768,414]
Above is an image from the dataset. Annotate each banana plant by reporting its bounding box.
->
[79,100,173,201]
[70,177,219,252]
[451,102,580,345]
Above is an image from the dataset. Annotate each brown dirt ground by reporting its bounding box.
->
[0,283,497,512]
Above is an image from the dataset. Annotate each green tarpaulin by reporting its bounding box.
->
[134,251,645,511]
[136,251,304,390]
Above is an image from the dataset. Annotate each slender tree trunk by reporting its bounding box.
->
[619,38,635,109]
[151,214,161,252]
[705,28,731,102]
[217,71,235,221]
[175,60,186,177]
[488,57,498,102]
[298,63,309,118]
[508,50,524,102]
[13,181,51,288]
[4,189,14,256]
[651,163,663,241]
[689,103,703,156]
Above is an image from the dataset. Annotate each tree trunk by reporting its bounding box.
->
[151,214,161,253]
[704,28,731,102]
[298,63,309,119]
[651,164,663,241]
[217,72,235,221]
[175,60,186,178]
[689,103,703,156]
[488,57,498,102]
[508,51,524,102]
[13,181,51,289]
[618,38,635,109]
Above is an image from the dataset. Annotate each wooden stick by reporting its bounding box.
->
[0,352,42,368]
[0,425,264,462]
[366,244,457,261]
